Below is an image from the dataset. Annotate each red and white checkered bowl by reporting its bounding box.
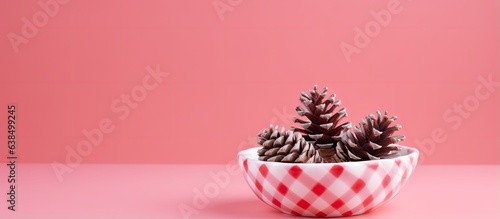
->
[238,145,419,217]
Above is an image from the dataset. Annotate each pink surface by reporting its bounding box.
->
[0,0,499,165]
[0,164,497,218]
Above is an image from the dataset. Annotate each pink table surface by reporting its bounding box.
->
[0,164,498,219]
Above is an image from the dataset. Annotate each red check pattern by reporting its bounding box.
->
[238,146,419,217]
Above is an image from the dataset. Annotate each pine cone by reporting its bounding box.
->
[292,85,351,163]
[257,125,322,163]
[337,111,405,161]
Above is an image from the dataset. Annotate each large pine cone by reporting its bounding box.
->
[292,85,351,163]
[257,125,322,163]
[337,111,405,161]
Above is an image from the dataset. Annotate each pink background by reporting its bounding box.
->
[1,0,499,165]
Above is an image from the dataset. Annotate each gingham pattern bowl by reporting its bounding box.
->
[238,145,419,217]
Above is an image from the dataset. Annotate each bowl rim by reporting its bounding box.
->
[238,144,419,166]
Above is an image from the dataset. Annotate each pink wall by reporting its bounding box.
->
[1,0,498,165]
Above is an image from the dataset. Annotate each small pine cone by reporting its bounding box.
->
[257,125,322,163]
[337,111,405,161]
[292,85,351,163]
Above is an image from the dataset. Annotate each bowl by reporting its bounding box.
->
[237,145,419,217]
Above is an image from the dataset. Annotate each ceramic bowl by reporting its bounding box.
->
[237,145,418,217]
